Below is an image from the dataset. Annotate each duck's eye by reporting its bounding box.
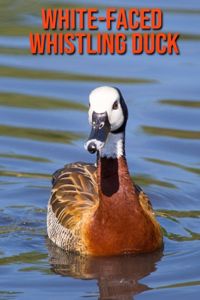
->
[113,101,118,110]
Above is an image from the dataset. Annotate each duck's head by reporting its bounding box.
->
[84,86,128,155]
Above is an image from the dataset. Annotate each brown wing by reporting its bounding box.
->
[134,183,154,214]
[50,162,98,230]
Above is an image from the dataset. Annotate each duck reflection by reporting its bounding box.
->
[46,237,163,299]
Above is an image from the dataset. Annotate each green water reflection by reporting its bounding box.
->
[0,153,51,163]
[142,126,200,139]
[158,209,200,242]
[144,158,200,176]
[0,291,22,296]
[0,93,87,111]
[159,209,200,219]
[0,169,51,179]
[0,47,31,55]
[131,174,177,188]
[158,280,200,290]
[0,66,155,84]
[162,227,200,242]
[0,124,85,144]
[0,251,48,266]
[159,99,200,108]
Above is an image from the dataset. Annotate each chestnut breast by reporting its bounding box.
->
[83,157,163,255]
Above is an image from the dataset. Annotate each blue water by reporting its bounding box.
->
[0,1,200,299]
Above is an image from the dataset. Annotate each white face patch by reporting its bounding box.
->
[88,86,124,132]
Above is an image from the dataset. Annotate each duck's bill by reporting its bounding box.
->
[84,112,110,154]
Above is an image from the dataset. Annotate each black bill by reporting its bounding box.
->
[84,111,110,154]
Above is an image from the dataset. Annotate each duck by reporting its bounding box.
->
[47,86,163,255]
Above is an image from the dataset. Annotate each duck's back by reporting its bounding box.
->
[47,162,98,253]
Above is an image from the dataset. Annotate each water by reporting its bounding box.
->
[0,1,200,299]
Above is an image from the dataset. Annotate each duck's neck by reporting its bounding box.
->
[99,132,125,159]
[97,133,140,213]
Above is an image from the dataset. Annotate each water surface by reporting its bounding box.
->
[0,1,200,299]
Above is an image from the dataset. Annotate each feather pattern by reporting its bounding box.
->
[50,162,98,229]
[47,161,158,254]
